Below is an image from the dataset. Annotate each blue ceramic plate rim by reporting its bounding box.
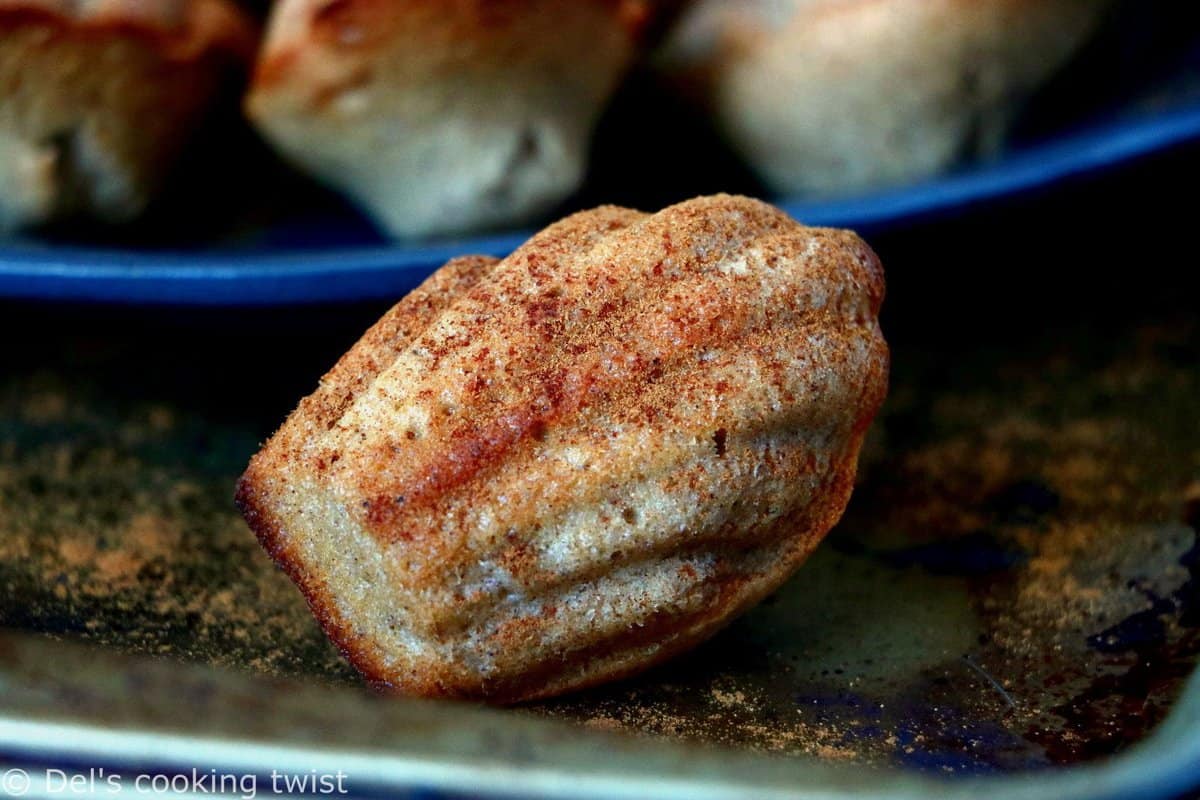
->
[2,101,1200,306]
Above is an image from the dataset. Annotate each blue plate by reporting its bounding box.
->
[3,101,1200,306]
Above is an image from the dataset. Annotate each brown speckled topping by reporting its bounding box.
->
[237,194,888,702]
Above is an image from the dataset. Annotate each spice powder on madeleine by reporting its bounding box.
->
[236,194,888,703]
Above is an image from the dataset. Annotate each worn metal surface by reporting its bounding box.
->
[0,304,1196,778]
[1,629,1198,800]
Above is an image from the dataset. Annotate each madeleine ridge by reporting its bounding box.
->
[236,195,889,703]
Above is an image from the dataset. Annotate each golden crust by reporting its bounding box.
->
[237,194,888,702]
[251,0,651,89]
[0,0,255,228]
[0,0,256,60]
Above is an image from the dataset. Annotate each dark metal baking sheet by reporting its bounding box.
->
[0,304,1196,797]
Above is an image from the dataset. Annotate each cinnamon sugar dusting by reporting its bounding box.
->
[1,305,1197,770]
[0,373,353,681]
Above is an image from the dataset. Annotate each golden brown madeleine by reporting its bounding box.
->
[657,0,1115,196]
[237,194,888,702]
[0,0,256,231]
[245,0,653,238]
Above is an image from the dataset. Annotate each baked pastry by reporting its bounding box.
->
[0,0,256,231]
[237,194,888,702]
[245,0,654,238]
[656,0,1114,196]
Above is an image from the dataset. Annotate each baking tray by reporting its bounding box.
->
[2,6,1199,796]
[0,304,1196,798]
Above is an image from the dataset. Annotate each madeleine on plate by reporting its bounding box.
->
[0,0,255,230]
[657,0,1114,196]
[245,0,656,238]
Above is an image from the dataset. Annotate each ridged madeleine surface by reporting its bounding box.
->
[237,195,888,702]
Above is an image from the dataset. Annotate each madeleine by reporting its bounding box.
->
[237,195,888,702]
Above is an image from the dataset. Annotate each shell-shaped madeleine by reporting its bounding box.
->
[244,0,654,238]
[237,194,888,702]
